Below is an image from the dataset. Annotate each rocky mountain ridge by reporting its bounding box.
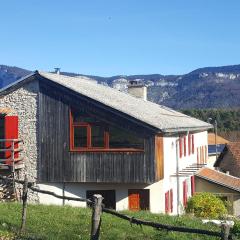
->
[1,64,240,109]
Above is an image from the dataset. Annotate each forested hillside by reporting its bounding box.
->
[182,109,240,141]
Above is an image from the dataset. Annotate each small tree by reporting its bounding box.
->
[186,192,227,219]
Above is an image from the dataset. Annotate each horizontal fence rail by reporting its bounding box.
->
[0,174,233,240]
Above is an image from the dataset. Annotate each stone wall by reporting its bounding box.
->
[0,80,39,202]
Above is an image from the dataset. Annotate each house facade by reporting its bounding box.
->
[195,167,240,216]
[214,142,240,178]
[0,71,211,214]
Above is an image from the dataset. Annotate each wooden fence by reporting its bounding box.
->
[0,174,232,240]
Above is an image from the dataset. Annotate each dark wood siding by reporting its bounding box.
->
[38,79,157,183]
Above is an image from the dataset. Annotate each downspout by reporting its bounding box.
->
[176,139,180,216]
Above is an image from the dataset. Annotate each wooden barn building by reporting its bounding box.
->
[0,71,211,214]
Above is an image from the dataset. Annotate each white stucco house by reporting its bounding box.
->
[0,71,212,214]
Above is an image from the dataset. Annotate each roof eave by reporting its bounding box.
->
[161,125,213,134]
[195,173,240,193]
[0,71,36,96]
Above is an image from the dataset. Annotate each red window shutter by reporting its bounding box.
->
[165,191,169,213]
[4,116,19,164]
[192,135,194,154]
[170,189,173,213]
[179,138,182,158]
[184,136,186,156]
[205,146,208,164]
[188,134,191,155]
[191,176,195,196]
[197,147,199,164]
[202,146,204,164]
[183,181,188,207]
[200,147,202,164]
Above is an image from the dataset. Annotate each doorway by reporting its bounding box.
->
[128,189,150,211]
[86,190,116,209]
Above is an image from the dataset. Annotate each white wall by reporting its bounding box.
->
[162,131,208,214]
[38,181,164,213]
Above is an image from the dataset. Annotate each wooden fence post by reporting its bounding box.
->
[20,175,28,232]
[220,223,230,240]
[90,194,103,240]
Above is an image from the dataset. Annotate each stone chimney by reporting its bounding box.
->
[54,68,61,75]
[127,80,147,101]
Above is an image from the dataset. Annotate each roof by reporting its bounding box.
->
[0,71,212,133]
[195,167,240,192]
[208,133,229,145]
[214,142,240,167]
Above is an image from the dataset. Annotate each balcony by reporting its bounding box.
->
[0,139,24,171]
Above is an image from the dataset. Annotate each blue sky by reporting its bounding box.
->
[0,1,240,76]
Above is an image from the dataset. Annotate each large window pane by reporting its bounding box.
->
[91,125,105,147]
[74,126,87,148]
[72,109,98,123]
[109,126,144,149]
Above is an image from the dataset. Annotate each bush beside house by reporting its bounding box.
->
[186,192,228,219]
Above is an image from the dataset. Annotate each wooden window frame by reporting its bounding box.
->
[69,109,144,152]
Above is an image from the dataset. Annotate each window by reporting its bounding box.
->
[184,136,186,156]
[188,134,191,155]
[165,189,173,213]
[70,109,144,151]
[183,180,188,207]
[179,137,183,158]
[191,176,195,196]
[191,135,194,154]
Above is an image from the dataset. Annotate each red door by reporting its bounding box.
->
[4,116,19,165]
[128,189,149,211]
[128,190,140,211]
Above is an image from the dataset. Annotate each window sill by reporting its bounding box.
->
[69,148,144,153]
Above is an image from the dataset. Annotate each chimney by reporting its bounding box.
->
[127,80,147,101]
[226,171,230,175]
[54,68,61,75]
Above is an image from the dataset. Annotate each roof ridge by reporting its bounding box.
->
[197,167,240,180]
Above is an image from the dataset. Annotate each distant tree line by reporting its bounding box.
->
[182,109,240,132]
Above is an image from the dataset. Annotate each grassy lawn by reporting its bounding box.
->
[0,203,222,240]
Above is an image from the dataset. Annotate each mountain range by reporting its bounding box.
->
[1,64,240,110]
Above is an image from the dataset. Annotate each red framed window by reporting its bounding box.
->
[202,146,204,164]
[183,180,188,208]
[170,189,173,213]
[165,191,169,213]
[191,176,195,196]
[70,109,144,152]
[197,147,199,164]
[179,137,183,158]
[165,189,173,213]
[205,145,208,164]
[191,134,194,154]
[188,134,191,156]
[184,136,186,156]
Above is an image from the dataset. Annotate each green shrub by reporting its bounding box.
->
[186,192,227,219]
[232,220,240,238]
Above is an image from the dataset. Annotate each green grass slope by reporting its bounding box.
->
[0,203,221,240]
